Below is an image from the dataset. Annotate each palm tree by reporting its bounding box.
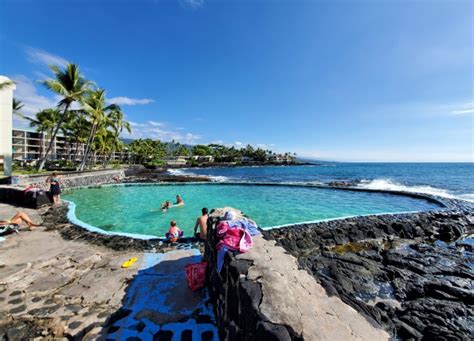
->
[12,99,24,118]
[103,106,131,167]
[0,80,15,91]
[26,109,61,159]
[37,63,92,171]
[78,89,120,171]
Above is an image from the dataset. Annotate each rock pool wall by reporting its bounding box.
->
[264,210,474,339]
[0,169,128,208]
[204,214,300,340]
[204,208,389,340]
[16,169,127,190]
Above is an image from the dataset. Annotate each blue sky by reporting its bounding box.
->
[1,0,472,162]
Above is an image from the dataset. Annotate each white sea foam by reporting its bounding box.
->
[357,179,474,203]
[167,168,231,182]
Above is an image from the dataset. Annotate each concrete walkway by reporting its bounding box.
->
[0,203,217,340]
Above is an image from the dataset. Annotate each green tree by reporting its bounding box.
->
[26,109,61,160]
[38,64,92,171]
[12,99,24,118]
[78,89,119,170]
[191,144,212,156]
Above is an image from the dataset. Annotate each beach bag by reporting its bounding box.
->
[185,261,208,291]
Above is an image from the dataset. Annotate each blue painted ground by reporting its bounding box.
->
[102,248,218,340]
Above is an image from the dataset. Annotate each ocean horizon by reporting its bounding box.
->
[169,162,474,203]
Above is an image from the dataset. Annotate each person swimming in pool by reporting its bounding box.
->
[175,195,184,205]
[161,200,173,212]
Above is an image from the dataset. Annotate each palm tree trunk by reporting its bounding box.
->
[78,122,97,171]
[39,128,44,159]
[37,104,70,171]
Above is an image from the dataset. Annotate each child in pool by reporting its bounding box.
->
[165,220,183,243]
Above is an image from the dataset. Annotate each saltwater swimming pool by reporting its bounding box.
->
[63,183,442,238]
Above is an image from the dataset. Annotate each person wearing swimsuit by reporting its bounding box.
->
[46,172,62,204]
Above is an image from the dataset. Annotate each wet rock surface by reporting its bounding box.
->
[264,209,474,339]
[123,168,211,183]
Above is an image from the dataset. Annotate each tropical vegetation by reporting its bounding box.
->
[12,63,296,171]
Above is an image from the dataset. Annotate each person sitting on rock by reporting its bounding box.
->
[166,220,183,243]
[0,211,39,231]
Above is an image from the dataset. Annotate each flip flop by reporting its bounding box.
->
[121,257,138,268]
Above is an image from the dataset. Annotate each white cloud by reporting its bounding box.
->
[11,75,57,117]
[147,120,164,127]
[26,47,68,67]
[256,144,267,149]
[234,141,243,146]
[179,0,204,10]
[107,96,154,106]
[122,120,201,144]
[451,103,474,115]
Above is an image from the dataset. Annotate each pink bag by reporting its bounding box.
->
[185,261,208,291]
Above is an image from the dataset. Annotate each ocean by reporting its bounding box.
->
[169,163,474,202]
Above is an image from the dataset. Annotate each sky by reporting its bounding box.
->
[0,0,473,162]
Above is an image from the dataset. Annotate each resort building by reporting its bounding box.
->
[268,154,296,163]
[9,128,130,165]
[163,156,188,166]
[190,155,215,163]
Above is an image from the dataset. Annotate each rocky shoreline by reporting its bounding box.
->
[264,209,474,339]
[3,169,474,339]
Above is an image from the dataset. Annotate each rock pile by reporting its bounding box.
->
[264,210,474,339]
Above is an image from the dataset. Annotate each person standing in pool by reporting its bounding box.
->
[175,195,184,205]
[194,208,208,240]
[46,172,62,205]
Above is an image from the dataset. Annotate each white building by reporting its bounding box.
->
[0,76,14,176]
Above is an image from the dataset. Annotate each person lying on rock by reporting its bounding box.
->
[166,220,183,243]
[0,211,39,231]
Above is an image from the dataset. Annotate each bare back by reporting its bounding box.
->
[199,214,208,239]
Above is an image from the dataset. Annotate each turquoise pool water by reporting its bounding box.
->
[63,183,441,238]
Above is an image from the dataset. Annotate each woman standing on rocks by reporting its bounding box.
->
[46,172,62,205]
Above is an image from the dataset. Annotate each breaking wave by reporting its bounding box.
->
[357,179,474,203]
[167,168,231,182]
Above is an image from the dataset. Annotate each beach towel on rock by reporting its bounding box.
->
[216,222,253,272]
[0,225,20,236]
[227,219,261,236]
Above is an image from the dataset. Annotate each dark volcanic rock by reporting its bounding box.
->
[264,210,474,339]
